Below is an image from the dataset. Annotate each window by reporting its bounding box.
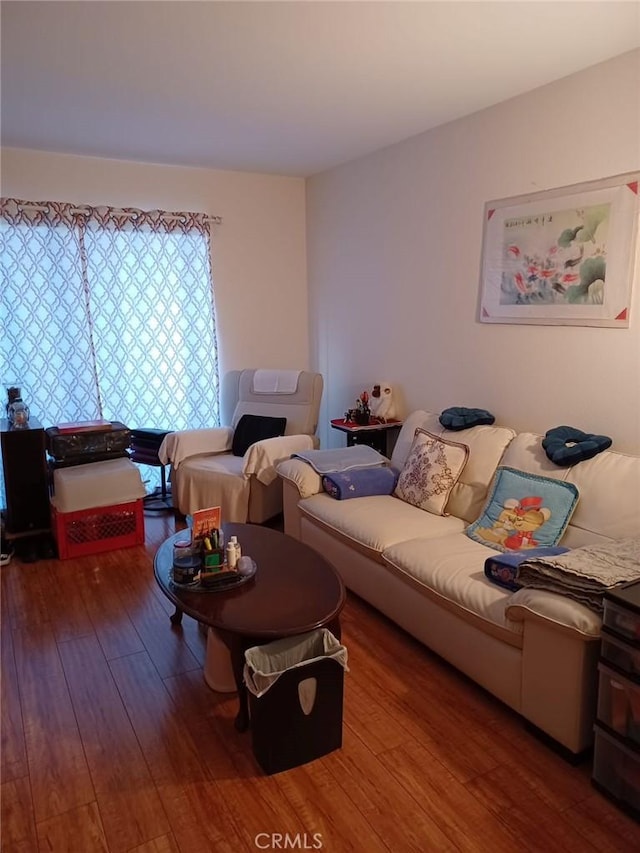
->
[0,198,221,500]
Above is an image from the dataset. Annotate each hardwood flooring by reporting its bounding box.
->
[2,512,639,852]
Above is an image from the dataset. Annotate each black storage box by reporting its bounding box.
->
[129,428,173,465]
[46,421,131,462]
[245,630,347,775]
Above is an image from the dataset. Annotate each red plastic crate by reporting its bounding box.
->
[51,498,145,560]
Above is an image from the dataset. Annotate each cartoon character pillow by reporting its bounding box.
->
[466,467,579,552]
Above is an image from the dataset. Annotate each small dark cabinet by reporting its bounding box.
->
[330,418,403,457]
[1,417,51,537]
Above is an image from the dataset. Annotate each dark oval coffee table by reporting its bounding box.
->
[154,522,346,731]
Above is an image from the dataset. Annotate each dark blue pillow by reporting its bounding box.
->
[542,426,612,467]
[232,414,287,456]
[439,407,495,431]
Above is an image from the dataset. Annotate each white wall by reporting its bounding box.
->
[3,52,639,454]
[308,50,640,453]
[0,148,309,378]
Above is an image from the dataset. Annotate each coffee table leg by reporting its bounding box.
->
[218,632,250,732]
[170,606,183,625]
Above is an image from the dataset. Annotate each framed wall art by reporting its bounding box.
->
[478,172,639,326]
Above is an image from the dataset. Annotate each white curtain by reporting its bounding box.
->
[0,198,221,500]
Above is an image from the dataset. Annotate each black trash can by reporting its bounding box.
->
[244,629,348,775]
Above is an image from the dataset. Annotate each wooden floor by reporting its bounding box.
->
[2,512,639,853]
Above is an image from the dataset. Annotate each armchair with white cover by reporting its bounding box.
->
[158,369,323,522]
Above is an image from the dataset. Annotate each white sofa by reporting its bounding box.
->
[277,410,640,756]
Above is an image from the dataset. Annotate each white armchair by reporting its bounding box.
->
[159,369,323,522]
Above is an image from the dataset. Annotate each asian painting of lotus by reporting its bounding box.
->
[479,173,638,326]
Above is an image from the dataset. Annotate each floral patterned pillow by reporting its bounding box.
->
[394,429,469,515]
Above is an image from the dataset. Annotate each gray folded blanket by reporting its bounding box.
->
[293,445,387,474]
[516,536,640,614]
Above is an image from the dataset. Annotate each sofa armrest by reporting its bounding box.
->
[506,588,601,639]
[158,427,234,469]
[276,458,324,499]
[506,588,601,754]
[242,435,315,486]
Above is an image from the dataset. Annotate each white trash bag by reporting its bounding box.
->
[244,628,348,699]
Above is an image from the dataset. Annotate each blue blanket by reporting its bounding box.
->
[484,547,570,592]
[293,445,387,474]
[322,466,399,500]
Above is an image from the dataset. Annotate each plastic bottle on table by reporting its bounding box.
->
[229,535,241,560]
[226,542,238,568]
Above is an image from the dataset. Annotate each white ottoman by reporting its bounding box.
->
[52,458,146,511]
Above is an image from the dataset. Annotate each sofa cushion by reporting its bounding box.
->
[501,432,640,547]
[173,453,250,520]
[381,534,523,646]
[394,429,469,515]
[381,533,601,642]
[231,414,287,456]
[298,492,466,560]
[467,466,579,552]
[391,412,516,523]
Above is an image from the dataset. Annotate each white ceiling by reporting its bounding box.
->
[2,1,639,178]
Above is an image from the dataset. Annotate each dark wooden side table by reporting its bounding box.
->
[330,417,403,456]
[129,428,174,512]
[154,523,346,732]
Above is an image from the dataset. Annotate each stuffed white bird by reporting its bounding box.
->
[370,382,396,421]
